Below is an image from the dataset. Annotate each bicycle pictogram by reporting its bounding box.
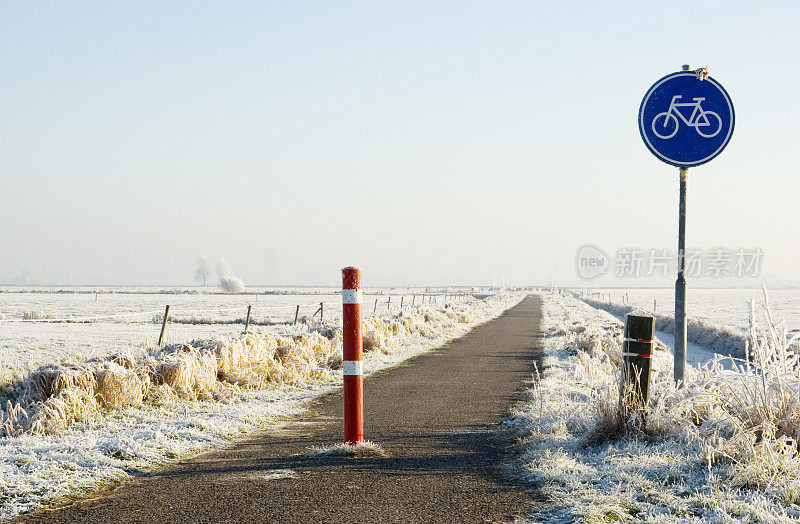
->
[651,95,722,139]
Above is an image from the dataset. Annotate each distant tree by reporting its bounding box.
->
[219,275,245,293]
[216,257,245,293]
[216,257,233,280]
[19,268,39,285]
[194,256,211,286]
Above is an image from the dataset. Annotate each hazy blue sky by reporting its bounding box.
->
[2,1,799,286]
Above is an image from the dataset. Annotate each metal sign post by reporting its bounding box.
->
[638,64,735,385]
[675,166,688,384]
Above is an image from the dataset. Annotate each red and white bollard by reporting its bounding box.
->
[341,266,364,444]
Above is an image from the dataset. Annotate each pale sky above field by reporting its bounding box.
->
[2,1,799,287]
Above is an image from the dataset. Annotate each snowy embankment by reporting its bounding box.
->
[582,297,748,360]
[0,292,523,518]
[512,292,800,523]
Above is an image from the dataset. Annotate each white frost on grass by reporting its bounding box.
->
[260,469,298,480]
[513,291,800,523]
[0,292,523,519]
[582,296,748,360]
[305,440,387,458]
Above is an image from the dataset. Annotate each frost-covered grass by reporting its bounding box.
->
[583,288,800,336]
[513,291,800,523]
[0,292,523,518]
[151,312,291,326]
[305,440,387,458]
[582,296,749,360]
[0,288,479,371]
[21,311,57,321]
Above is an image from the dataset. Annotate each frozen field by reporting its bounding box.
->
[0,287,522,518]
[6,286,795,374]
[583,287,800,335]
[0,286,474,373]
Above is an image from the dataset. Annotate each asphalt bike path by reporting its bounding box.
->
[22,295,544,523]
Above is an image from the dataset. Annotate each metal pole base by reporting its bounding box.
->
[674,276,687,385]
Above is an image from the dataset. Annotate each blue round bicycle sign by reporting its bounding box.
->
[639,71,734,167]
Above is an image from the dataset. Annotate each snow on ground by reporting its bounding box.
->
[581,296,723,368]
[0,292,524,519]
[512,292,800,523]
[585,288,800,337]
[581,296,747,360]
[0,286,478,372]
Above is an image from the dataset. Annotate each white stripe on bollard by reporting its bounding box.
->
[342,360,363,375]
[342,289,363,304]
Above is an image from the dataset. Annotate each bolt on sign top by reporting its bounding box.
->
[639,70,735,167]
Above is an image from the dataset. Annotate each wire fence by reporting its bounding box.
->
[0,292,479,371]
[0,293,474,329]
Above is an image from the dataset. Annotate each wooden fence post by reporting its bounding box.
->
[158,305,170,346]
[294,305,300,325]
[244,305,252,332]
[621,313,655,419]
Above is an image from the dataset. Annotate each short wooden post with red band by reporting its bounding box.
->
[621,313,655,417]
[341,266,364,444]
